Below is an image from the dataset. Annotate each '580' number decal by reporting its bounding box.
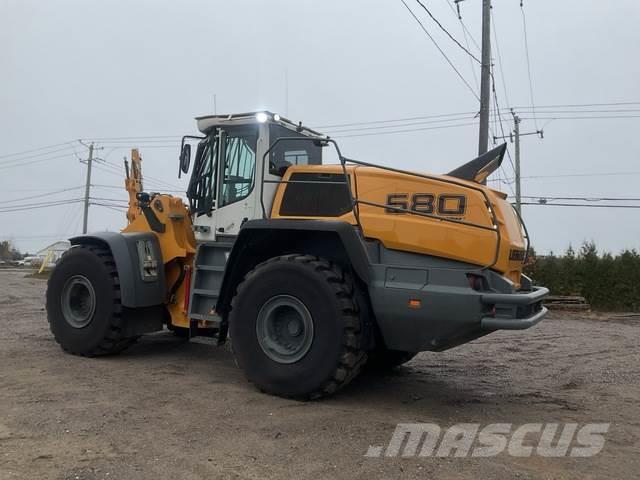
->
[385,193,467,216]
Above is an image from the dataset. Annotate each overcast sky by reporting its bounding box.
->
[1,0,639,254]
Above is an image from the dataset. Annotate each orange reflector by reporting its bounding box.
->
[409,299,421,309]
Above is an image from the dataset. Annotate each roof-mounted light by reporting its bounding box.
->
[255,112,269,123]
[273,114,281,122]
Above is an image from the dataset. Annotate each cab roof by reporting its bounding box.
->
[195,111,326,138]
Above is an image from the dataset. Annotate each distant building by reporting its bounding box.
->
[35,241,71,267]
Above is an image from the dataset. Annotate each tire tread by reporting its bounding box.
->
[47,244,137,357]
[230,254,367,399]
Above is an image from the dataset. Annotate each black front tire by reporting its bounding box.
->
[46,245,137,356]
[229,255,367,399]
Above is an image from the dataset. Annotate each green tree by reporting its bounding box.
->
[0,241,22,261]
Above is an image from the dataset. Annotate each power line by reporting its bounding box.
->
[489,75,516,197]
[0,152,77,171]
[399,0,479,100]
[93,163,176,191]
[444,0,481,51]
[0,197,84,210]
[314,105,640,132]
[0,145,78,165]
[521,202,640,209]
[0,198,84,214]
[316,110,476,129]
[92,183,184,193]
[518,115,640,121]
[413,0,481,63]
[0,233,79,240]
[2,101,637,160]
[444,0,480,94]
[57,200,82,239]
[487,177,515,186]
[91,203,128,213]
[510,101,640,109]
[513,108,640,114]
[333,121,477,138]
[490,7,510,108]
[93,139,182,145]
[92,161,182,191]
[2,186,85,204]
[115,145,179,150]
[89,196,128,203]
[3,186,85,192]
[522,195,640,202]
[324,115,477,134]
[491,74,513,169]
[0,141,76,160]
[520,1,538,130]
[80,135,181,141]
[485,25,516,194]
[522,171,640,179]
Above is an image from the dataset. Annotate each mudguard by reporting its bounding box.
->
[216,219,372,315]
[69,231,165,308]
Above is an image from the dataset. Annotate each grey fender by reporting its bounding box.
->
[69,231,165,308]
[215,219,372,315]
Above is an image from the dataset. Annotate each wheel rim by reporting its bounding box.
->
[61,275,96,329]
[256,295,314,364]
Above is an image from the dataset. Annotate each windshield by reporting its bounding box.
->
[187,125,258,216]
[187,132,218,215]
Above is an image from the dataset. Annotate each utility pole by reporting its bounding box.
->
[82,143,94,234]
[510,112,544,215]
[478,0,492,156]
[513,115,521,214]
[493,113,543,216]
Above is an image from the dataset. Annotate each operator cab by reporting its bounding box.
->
[179,111,326,241]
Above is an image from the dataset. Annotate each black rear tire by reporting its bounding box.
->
[46,245,137,356]
[229,254,367,399]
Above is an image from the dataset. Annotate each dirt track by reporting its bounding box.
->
[1,270,639,479]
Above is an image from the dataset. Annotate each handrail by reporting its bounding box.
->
[260,138,359,222]
[260,137,502,270]
[511,204,531,264]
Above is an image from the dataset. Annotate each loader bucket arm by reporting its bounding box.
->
[125,148,144,225]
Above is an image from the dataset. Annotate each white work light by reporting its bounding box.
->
[255,112,269,123]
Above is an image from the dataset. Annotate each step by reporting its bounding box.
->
[196,265,225,272]
[192,289,219,298]
[189,313,222,325]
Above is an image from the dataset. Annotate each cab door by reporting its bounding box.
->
[213,125,259,236]
[190,124,261,241]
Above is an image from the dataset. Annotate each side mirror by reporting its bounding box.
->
[179,143,191,175]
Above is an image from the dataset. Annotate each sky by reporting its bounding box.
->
[1,0,639,254]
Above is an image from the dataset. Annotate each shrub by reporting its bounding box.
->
[525,242,640,311]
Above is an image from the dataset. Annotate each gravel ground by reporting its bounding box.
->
[1,270,638,479]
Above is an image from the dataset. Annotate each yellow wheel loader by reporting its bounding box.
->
[46,112,548,399]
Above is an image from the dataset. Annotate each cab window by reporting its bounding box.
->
[269,124,322,176]
[220,127,258,206]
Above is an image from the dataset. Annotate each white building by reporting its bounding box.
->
[35,241,71,267]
